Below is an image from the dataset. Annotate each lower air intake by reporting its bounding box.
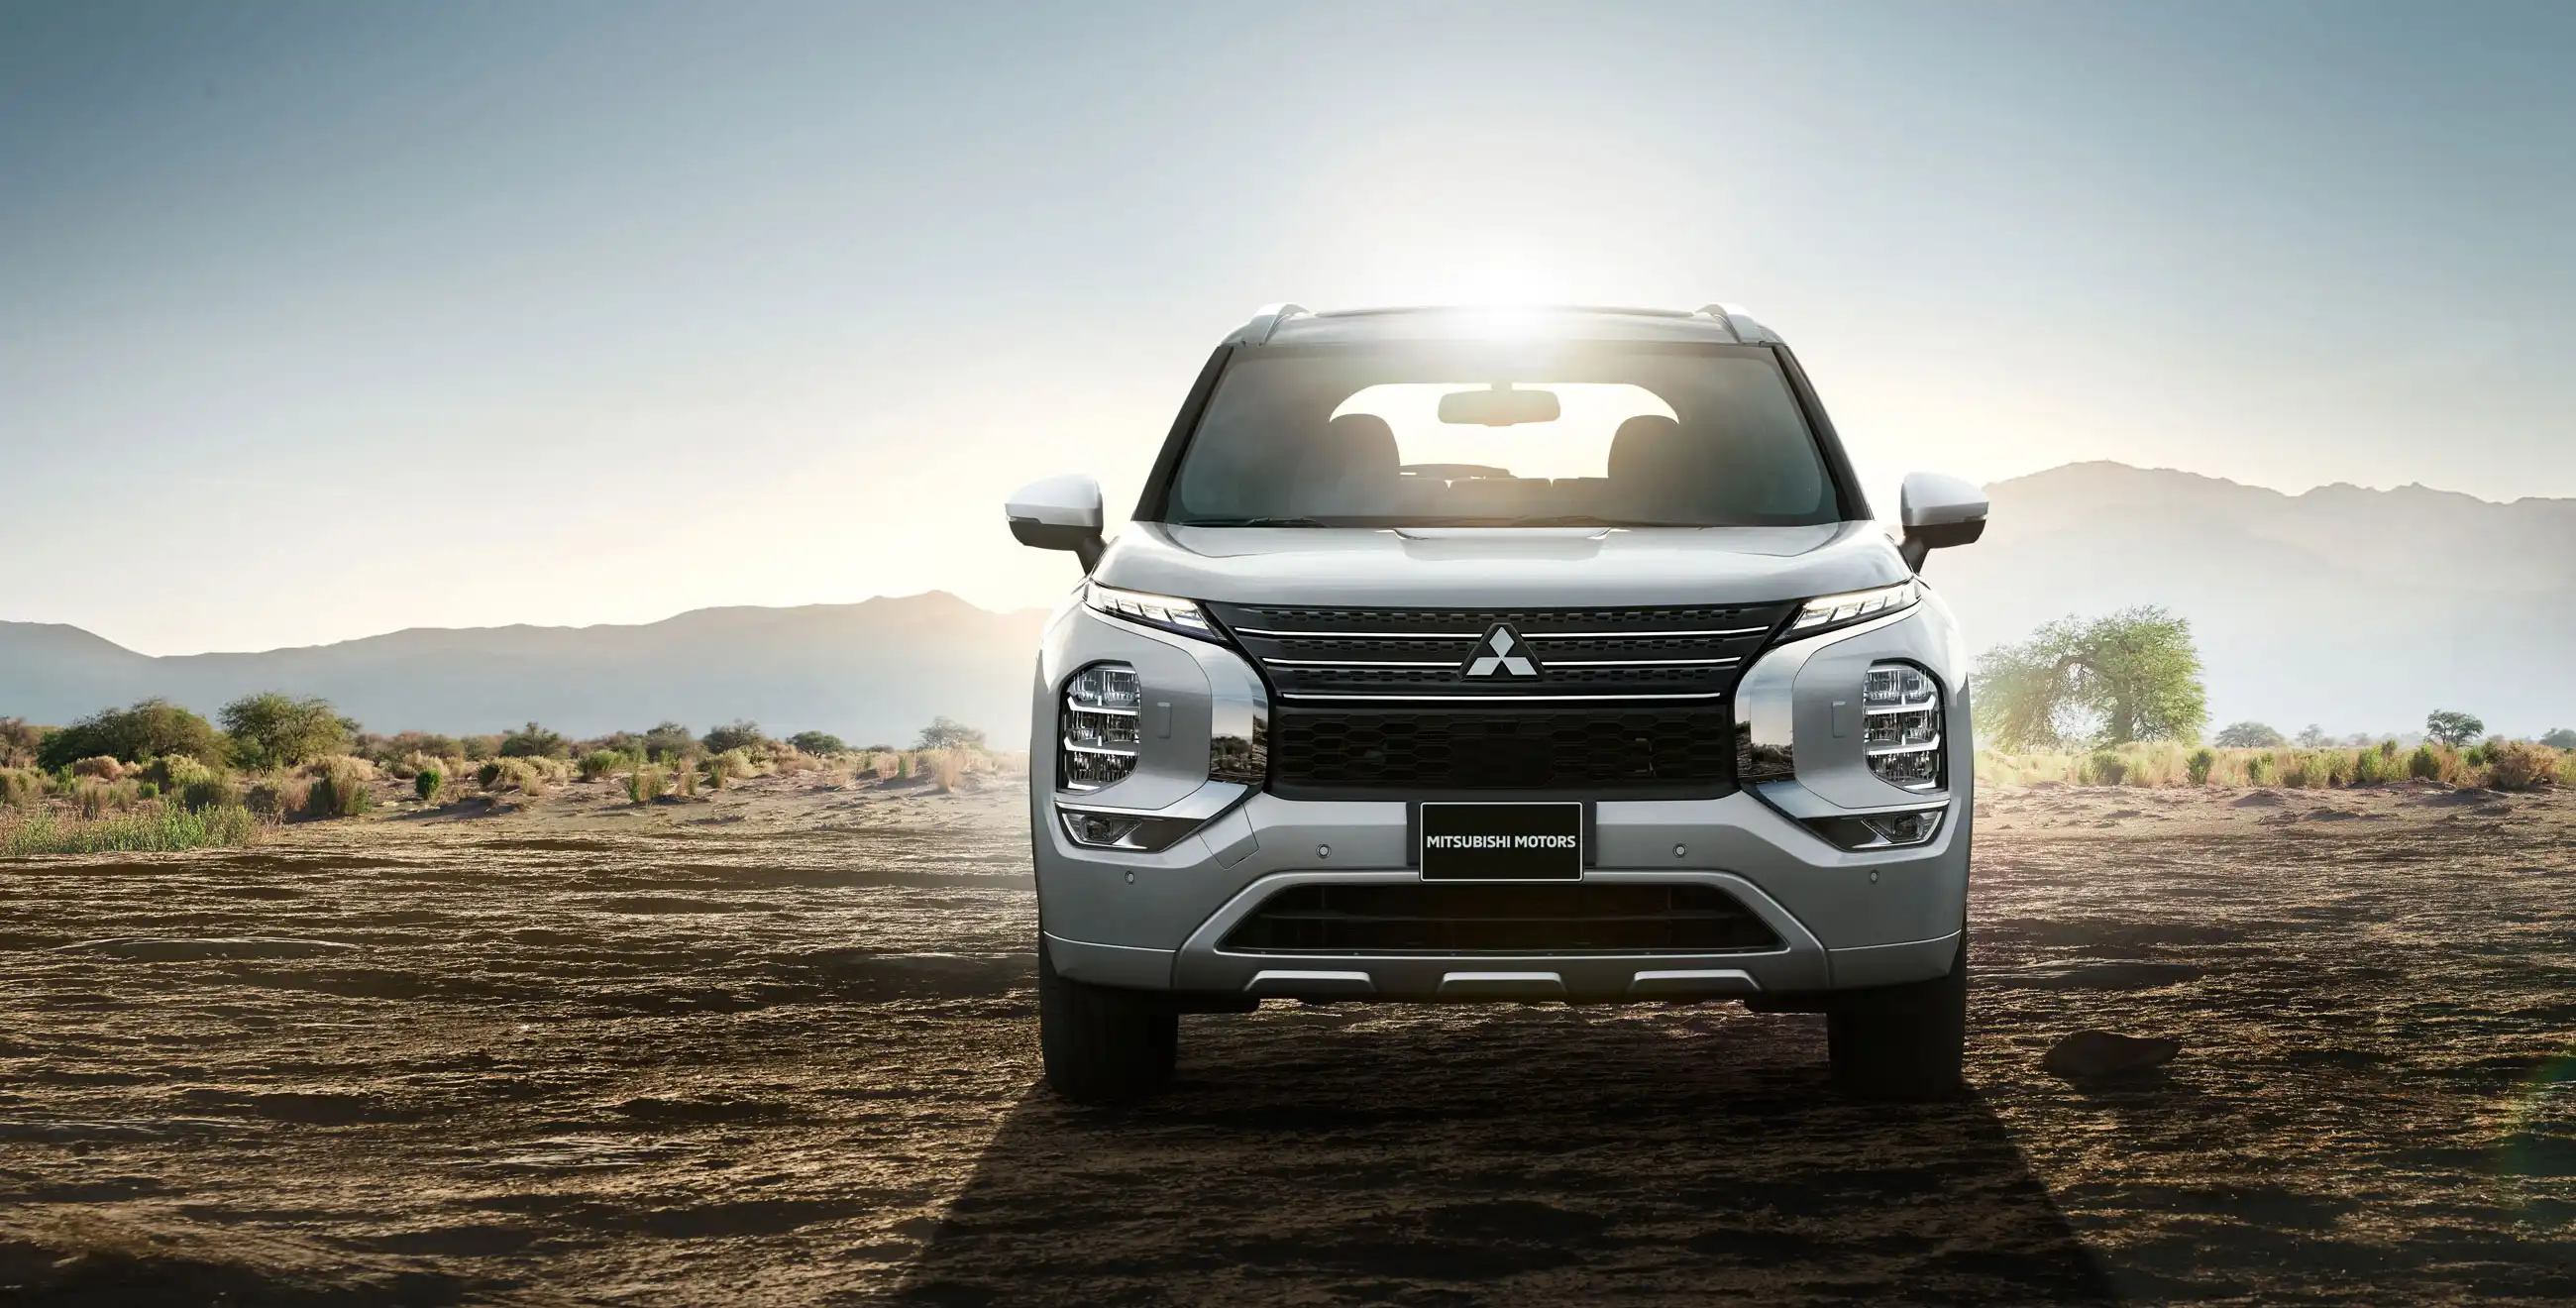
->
[1220,882,1781,956]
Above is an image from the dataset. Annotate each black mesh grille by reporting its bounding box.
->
[1208,600,1795,706]
[1271,707,1735,796]
[1221,882,1781,955]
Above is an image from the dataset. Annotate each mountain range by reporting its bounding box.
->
[3,462,2569,741]
[0,592,1050,748]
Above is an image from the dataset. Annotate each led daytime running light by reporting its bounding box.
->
[1789,578,1920,635]
[1084,581,1216,639]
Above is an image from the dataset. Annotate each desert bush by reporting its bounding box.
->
[39,699,227,770]
[2349,746,2389,786]
[2558,751,2576,788]
[2078,750,2125,787]
[476,761,504,789]
[144,755,216,791]
[2485,740,2555,792]
[920,747,969,793]
[415,767,444,803]
[71,755,126,781]
[0,717,46,769]
[577,750,624,782]
[481,758,546,798]
[789,730,846,756]
[220,693,348,769]
[674,761,699,798]
[2186,748,2215,786]
[178,774,236,811]
[626,765,669,804]
[245,777,313,818]
[637,721,696,761]
[705,748,750,790]
[305,761,376,818]
[499,722,568,759]
[2406,744,2442,781]
[700,721,766,755]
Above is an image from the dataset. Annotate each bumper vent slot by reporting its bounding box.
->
[1221,882,1781,956]
[1270,707,1736,797]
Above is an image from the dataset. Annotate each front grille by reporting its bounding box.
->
[1208,601,1796,705]
[1272,707,1735,795]
[1220,882,1781,955]
[1211,600,1790,797]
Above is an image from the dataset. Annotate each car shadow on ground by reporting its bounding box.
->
[889,1006,2111,1307]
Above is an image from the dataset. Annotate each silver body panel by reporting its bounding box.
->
[1029,567,1973,1005]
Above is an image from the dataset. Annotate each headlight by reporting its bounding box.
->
[1084,581,1218,642]
[1060,663,1140,791]
[1786,578,1919,638]
[1864,661,1942,792]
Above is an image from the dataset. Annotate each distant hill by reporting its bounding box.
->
[6,466,2568,743]
[0,592,1051,746]
[1930,463,2576,737]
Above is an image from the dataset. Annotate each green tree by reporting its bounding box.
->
[638,721,697,761]
[498,721,568,759]
[700,720,767,754]
[788,730,846,755]
[37,699,227,769]
[915,715,987,750]
[2213,720,2286,749]
[2423,709,2484,748]
[1972,607,2208,750]
[219,693,348,769]
[2536,727,2575,750]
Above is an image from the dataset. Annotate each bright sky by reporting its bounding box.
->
[5,1,2571,654]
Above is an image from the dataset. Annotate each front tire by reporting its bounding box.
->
[1037,932,1177,1104]
[1827,933,1968,1101]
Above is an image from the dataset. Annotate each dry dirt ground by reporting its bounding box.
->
[2,773,2572,1306]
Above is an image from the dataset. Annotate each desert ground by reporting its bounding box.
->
[1,771,2571,1306]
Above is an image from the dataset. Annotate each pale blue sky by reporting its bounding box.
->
[5,1,2571,653]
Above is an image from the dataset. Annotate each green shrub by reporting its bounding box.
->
[639,722,696,761]
[415,768,444,803]
[789,731,846,756]
[578,750,624,782]
[179,776,237,811]
[2349,747,2388,785]
[137,781,160,801]
[674,762,698,798]
[2081,750,2125,786]
[2186,748,2215,786]
[2243,753,2273,786]
[700,720,766,755]
[477,761,505,789]
[2407,744,2442,781]
[305,762,376,818]
[244,777,311,818]
[2378,738,2400,758]
[626,765,668,805]
[39,699,227,771]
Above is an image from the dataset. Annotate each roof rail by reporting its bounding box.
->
[1235,302,1310,345]
[1696,302,1781,345]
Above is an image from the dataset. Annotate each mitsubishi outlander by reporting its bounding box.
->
[1004,303,1989,1103]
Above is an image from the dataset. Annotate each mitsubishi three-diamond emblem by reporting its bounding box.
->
[1462,622,1542,679]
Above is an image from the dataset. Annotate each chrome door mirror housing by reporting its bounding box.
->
[1006,474,1107,572]
[1897,472,1987,573]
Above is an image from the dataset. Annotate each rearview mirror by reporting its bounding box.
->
[1438,384,1561,427]
[1897,472,1987,574]
[1005,474,1106,572]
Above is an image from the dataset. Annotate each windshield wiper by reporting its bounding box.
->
[1177,516,1336,527]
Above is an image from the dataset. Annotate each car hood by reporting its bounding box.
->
[1094,521,1908,609]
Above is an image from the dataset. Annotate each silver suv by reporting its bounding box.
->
[1004,304,1988,1103]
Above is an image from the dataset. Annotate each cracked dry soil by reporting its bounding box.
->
[1,774,2572,1305]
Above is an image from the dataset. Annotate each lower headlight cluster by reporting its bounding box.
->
[1864,662,1943,792]
[1805,807,1946,850]
[1061,664,1140,791]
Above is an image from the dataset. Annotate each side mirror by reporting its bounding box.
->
[1897,472,1987,574]
[1005,474,1106,572]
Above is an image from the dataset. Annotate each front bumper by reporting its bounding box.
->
[1034,787,1969,1004]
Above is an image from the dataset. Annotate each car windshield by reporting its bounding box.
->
[1166,342,1838,527]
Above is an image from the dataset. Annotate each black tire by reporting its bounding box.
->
[1037,932,1178,1104]
[1827,933,1968,1101]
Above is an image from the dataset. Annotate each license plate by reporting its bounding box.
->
[1419,803,1583,882]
